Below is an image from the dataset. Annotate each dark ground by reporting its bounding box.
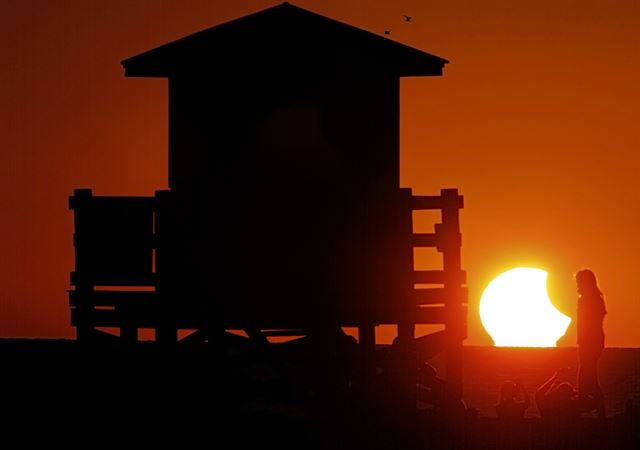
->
[1,339,638,448]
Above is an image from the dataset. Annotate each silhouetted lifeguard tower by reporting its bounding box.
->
[69,3,467,405]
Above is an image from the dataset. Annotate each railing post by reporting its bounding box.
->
[410,188,466,408]
[440,188,465,404]
[69,188,95,342]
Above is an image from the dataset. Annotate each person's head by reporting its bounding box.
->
[418,362,437,384]
[500,381,517,402]
[554,382,578,402]
[575,269,601,296]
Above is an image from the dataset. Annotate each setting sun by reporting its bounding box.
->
[480,268,571,347]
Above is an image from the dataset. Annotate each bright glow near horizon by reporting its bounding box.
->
[480,267,571,347]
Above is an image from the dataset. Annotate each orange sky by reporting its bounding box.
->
[1,0,639,347]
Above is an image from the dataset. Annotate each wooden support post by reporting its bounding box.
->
[156,325,178,346]
[394,189,418,425]
[121,324,138,343]
[394,321,417,434]
[154,190,178,347]
[398,190,416,346]
[397,320,413,344]
[74,284,94,342]
[359,322,376,379]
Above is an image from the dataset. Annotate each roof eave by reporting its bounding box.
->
[122,58,448,79]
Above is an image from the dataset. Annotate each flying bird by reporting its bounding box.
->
[403,15,412,22]
[384,30,391,35]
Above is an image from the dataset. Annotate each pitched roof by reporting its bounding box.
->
[121,2,448,78]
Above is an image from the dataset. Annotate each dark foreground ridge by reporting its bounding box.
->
[2,339,638,449]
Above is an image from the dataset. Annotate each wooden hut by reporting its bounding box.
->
[69,2,466,403]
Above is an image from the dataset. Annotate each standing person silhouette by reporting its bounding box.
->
[575,268,607,417]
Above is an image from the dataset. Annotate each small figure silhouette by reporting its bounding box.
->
[575,268,607,417]
[535,369,587,419]
[417,362,447,409]
[403,15,412,22]
[415,362,471,417]
[496,380,530,419]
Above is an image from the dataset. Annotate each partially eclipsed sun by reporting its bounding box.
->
[480,268,571,347]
